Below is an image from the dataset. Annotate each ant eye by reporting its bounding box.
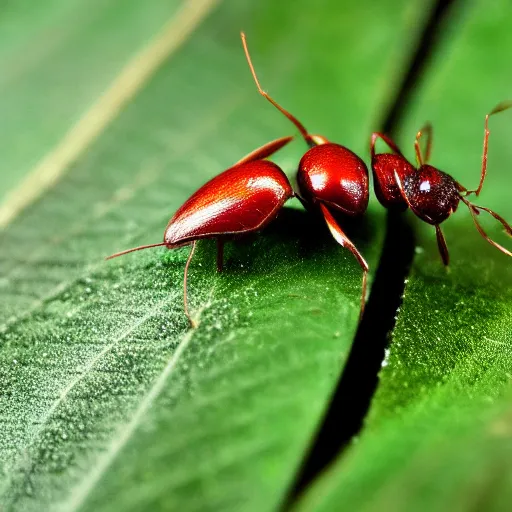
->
[419,181,431,192]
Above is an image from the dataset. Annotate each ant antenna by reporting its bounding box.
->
[467,100,512,197]
[241,32,311,144]
[414,122,433,166]
[460,196,512,257]
[105,242,167,260]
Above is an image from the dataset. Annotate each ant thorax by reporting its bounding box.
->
[403,164,460,225]
[372,153,415,210]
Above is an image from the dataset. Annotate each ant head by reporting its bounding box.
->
[297,143,369,216]
[402,164,461,225]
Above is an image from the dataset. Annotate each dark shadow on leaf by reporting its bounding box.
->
[220,206,378,274]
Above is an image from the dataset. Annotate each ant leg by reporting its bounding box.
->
[393,170,418,213]
[414,123,433,166]
[216,239,224,272]
[466,100,512,196]
[472,205,512,237]
[370,132,404,160]
[233,135,294,166]
[319,203,368,321]
[460,197,512,256]
[435,224,450,266]
[184,241,197,328]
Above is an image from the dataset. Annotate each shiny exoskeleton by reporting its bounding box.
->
[371,103,512,265]
[164,160,293,247]
[106,33,372,327]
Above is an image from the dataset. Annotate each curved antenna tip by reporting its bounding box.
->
[240,31,311,142]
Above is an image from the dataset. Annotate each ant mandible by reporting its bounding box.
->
[240,32,370,317]
[370,102,512,265]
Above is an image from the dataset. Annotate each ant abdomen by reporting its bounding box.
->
[403,165,461,225]
[297,143,369,216]
[164,160,294,247]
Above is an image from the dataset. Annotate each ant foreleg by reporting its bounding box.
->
[319,203,368,321]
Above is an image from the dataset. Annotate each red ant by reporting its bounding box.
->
[371,102,512,265]
[106,33,370,327]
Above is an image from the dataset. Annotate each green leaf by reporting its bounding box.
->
[0,0,184,202]
[0,0,430,510]
[296,1,512,510]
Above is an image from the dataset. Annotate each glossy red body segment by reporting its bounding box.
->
[297,143,369,216]
[372,153,415,210]
[164,160,293,246]
[402,164,460,225]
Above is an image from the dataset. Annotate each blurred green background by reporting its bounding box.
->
[0,0,511,511]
